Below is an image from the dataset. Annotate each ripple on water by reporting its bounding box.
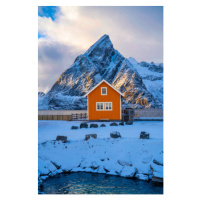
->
[40,172,163,194]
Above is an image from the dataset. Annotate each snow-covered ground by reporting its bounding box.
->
[38,121,163,182]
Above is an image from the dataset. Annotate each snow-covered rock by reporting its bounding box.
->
[38,34,163,110]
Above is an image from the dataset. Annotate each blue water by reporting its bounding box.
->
[40,172,163,194]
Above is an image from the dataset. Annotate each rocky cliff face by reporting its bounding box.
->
[38,92,45,98]
[39,34,163,110]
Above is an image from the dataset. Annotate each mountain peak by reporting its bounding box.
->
[86,34,112,55]
[95,34,110,44]
[100,34,109,40]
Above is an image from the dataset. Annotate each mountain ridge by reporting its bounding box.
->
[38,35,163,110]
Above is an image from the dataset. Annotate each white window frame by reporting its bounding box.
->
[96,102,104,111]
[101,87,107,95]
[105,102,112,111]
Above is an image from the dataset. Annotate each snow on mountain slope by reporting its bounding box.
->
[38,35,163,110]
[128,58,163,104]
[38,92,45,98]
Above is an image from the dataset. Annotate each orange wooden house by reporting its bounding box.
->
[84,79,124,121]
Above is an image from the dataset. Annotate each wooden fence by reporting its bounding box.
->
[38,109,163,121]
[71,113,87,120]
[38,115,72,121]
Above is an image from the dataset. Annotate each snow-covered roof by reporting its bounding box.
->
[84,79,124,97]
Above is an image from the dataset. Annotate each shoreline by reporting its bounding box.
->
[38,171,163,194]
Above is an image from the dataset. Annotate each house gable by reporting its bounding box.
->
[84,79,124,97]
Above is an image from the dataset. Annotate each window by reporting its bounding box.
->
[105,102,112,110]
[96,102,112,111]
[101,87,107,95]
[96,102,104,110]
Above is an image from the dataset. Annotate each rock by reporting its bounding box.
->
[50,161,61,169]
[125,121,133,125]
[135,173,149,181]
[56,135,67,143]
[90,166,99,170]
[153,159,163,166]
[80,122,88,129]
[117,160,132,166]
[62,169,72,174]
[110,131,121,138]
[90,134,97,139]
[71,126,78,129]
[140,131,150,139]
[103,168,110,173]
[110,122,118,126]
[119,122,124,126]
[85,134,97,141]
[90,123,98,128]
[150,161,163,183]
[85,135,90,141]
[100,124,106,127]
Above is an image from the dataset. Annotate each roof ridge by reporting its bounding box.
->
[84,79,124,97]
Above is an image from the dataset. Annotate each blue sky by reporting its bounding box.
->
[38,6,59,21]
[38,6,163,93]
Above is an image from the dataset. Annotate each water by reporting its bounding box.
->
[40,172,163,194]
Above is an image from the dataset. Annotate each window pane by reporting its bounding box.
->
[106,103,108,109]
[109,103,112,110]
[101,103,103,109]
[102,88,107,94]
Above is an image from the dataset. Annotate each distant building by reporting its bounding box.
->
[84,79,124,120]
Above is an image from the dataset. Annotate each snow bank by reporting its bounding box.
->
[38,121,163,182]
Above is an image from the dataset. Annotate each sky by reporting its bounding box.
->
[38,6,163,93]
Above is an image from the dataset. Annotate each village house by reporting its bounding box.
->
[84,79,124,121]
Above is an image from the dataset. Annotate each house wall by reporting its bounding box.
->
[88,82,121,120]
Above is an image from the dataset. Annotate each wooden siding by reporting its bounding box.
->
[88,82,121,120]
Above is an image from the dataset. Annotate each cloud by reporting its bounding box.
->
[38,38,82,93]
[38,6,163,92]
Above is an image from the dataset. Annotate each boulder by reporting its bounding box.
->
[110,122,118,126]
[125,121,133,125]
[85,135,90,141]
[85,134,97,141]
[71,126,78,130]
[56,135,67,143]
[110,131,121,138]
[119,122,124,126]
[90,123,98,128]
[80,122,88,129]
[100,124,106,127]
[140,131,150,139]
[153,159,163,166]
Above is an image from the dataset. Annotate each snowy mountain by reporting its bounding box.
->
[39,34,163,110]
[128,59,163,104]
[38,92,45,98]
